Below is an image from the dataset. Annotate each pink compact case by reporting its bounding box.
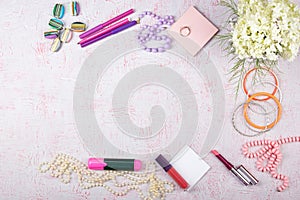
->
[168,6,218,56]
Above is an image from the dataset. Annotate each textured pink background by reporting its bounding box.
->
[0,0,300,199]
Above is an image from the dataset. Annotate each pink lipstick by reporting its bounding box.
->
[211,150,258,185]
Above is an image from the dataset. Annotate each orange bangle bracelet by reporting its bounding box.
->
[243,92,282,130]
[243,67,279,101]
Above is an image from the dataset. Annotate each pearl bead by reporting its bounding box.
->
[39,154,174,198]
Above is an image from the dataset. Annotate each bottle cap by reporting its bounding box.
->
[88,158,107,170]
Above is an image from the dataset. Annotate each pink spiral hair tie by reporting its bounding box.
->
[242,136,300,192]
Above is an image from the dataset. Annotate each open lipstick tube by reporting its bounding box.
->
[211,150,258,185]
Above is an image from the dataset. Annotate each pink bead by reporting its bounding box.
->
[276,158,282,163]
[279,174,284,180]
[263,140,268,145]
[285,138,290,143]
[242,144,248,149]
[271,148,277,154]
[271,164,278,168]
[271,154,276,158]
[272,174,278,178]
[257,158,263,162]
[258,167,264,172]
[271,141,276,146]
[256,162,262,167]
[270,171,276,175]
[267,162,274,168]
[264,146,269,151]
[243,152,249,156]
[269,167,275,171]
[258,149,264,154]
[277,186,284,192]
[273,143,279,148]
[276,155,282,160]
[280,186,286,191]
[263,154,269,159]
[277,154,283,159]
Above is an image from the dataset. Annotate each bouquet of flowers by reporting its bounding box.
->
[218,0,300,94]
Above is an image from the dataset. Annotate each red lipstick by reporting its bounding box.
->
[211,150,233,169]
[155,154,189,189]
[211,150,258,185]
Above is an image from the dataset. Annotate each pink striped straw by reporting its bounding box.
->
[79,8,134,39]
[78,18,130,45]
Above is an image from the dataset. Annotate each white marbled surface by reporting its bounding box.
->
[0,0,300,199]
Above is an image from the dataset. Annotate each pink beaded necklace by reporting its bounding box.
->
[242,136,300,192]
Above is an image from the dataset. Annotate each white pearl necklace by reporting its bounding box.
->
[39,153,174,199]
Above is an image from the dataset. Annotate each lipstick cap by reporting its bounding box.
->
[88,158,107,170]
[237,165,259,185]
[155,154,172,171]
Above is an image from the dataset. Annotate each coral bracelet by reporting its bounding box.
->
[242,136,300,192]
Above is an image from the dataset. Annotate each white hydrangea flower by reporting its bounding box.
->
[231,0,300,62]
